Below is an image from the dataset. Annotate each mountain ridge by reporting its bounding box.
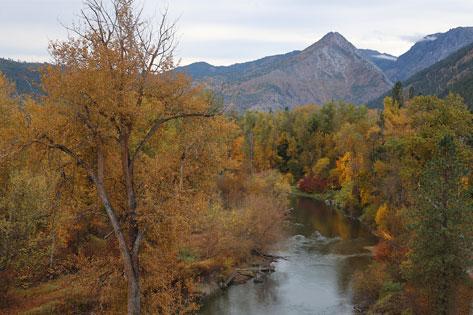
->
[403,42,473,109]
[0,58,43,95]
[386,26,473,81]
[3,27,473,111]
[178,32,392,111]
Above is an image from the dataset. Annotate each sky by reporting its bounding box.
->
[1,0,473,66]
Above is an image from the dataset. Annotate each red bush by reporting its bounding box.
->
[297,175,328,193]
[374,240,408,264]
[373,241,393,262]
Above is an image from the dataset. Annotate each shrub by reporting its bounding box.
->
[360,204,378,229]
[196,171,290,264]
[368,292,411,315]
[352,263,388,311]
[297,175,328,193]
[374,241,408,267]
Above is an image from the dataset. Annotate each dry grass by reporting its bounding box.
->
[2,275,94,315]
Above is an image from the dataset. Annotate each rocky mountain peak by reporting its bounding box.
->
[306,32,356,52]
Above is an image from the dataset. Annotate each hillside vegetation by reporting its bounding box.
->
[404,42,473,109]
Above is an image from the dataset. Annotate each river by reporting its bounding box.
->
[199,197,377,315]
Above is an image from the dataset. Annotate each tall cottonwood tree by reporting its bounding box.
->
[29,0,219,313]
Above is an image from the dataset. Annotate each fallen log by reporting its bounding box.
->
[220,271,239,289]
[235,266,275,273]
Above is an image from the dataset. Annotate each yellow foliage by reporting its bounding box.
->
[192,171,289,267]
[336,152,353,184]
[359,187,372,207]
[383,97,413,138]
[312,157,330,176]
[375,204,395,240]
[373,160,388,175]
[375,203,390,228]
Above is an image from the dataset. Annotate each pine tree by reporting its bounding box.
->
[408,86,415,99]
[392,81,404,107]
[405,135,472,315]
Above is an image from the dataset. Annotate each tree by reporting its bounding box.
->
[408,86,415,99]
[405,135,472,315]
[242,111,257,174]
[392,81,404,107]
[28,1,220,313]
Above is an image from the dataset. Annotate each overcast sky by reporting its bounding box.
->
[2,0,473,65]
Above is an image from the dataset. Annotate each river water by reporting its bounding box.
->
[199,197,377,315]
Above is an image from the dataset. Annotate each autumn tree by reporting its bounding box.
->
[27,0,221,313]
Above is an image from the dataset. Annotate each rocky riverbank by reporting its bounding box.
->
[194,250,285,301]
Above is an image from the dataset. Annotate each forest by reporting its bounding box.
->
[0,0,472,314]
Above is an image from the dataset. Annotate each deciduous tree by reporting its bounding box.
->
[28,1,221,313]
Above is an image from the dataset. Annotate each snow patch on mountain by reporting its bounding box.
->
[373,54,397,61]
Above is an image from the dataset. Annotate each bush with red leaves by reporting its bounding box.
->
[374,240,408,264]
[297,175,328,193]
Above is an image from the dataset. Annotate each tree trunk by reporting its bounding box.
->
[95,143,141,315]
[96,177,141,315]
[179,151,186,191]
[248,131,254,175]
[128,275,141,315]
[49,189,62,269]
[120,130,138,240]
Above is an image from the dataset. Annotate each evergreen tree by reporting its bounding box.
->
[405,135,472,315]
[408,86,415,99]
[392,81,404,107]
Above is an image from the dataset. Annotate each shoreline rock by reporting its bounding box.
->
[195,252,281,301]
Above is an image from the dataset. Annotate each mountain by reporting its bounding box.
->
[358,49,397,72]
[3,27,473,111]
[180,50,301,82]
[386,27,473,81]
[404,42,473,109]
[368,42,473,109]
[179,32,392,111]
[0,58,43,95]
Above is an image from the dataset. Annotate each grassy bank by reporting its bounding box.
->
[2,275,94,315]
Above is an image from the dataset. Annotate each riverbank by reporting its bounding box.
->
[194,250,284,302]
[290,187,344,211]
[290,187,334,201]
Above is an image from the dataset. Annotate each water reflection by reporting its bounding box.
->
[199,197,377,315]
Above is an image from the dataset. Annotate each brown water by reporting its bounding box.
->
[199,197,377,315]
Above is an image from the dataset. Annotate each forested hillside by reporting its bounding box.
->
[385,27,473,81]
[370,42,473,109]
[403,42,473,109]
[0,58,43,95]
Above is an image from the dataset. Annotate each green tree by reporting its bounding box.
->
[408,86,415,99]
[405,135,472,315]
[392,81,404,107]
